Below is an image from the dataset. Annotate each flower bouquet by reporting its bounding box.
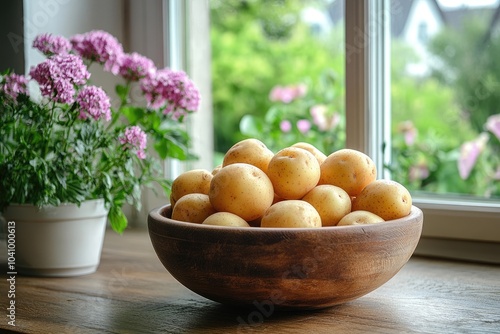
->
[0,30,200,233]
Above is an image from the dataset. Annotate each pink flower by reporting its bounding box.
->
[70,30,124,74]
[119,52,156,82]
[409,163,430,182]
[140,68,200,119]
[485,114,500,141]
[297,119,311,134]
[458,133,489,180]
[119,126,147,159]
[493,167,500,180]
[76,86,111,121]
[29,54,90,104]
[310,105,340,131]
[1,73,29,100]
[33,33,71,56]
[398,121,417,146]
[280,120,292,133]
[269,84,307,104]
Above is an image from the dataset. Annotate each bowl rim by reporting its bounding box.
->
[148,204,423,233]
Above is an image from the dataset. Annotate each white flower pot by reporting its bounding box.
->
[2,199,108,277]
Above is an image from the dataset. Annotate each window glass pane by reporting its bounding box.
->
[210,0,346,164]
[389,0,500,199]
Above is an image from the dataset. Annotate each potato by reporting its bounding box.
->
[352,179,412,220]
[222,138,274,173]
[301,185,351,226]
[211,164,222,176]
[291,142,327,165]
[171,193,216,224]
[209,163,274,221]
[266,147,320,200]
[202,212,251,227]
[337,210,385,226]
[261,200,322,228]
[170,169,213,208]
[319,149,377,197]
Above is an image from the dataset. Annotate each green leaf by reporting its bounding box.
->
[108,205,128,234]
[29,158,38,168]
[239,114,262,137]
[154,140,170,160]
[115,84,129,102]
[121,106,146,124]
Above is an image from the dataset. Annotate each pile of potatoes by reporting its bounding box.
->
[169,138,412,228]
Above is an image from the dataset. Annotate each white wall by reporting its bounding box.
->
[24,0,126,98]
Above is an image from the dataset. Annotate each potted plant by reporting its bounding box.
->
[0,30,200,276]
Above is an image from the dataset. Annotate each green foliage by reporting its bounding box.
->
[0,49,196,233]
[211,2,499,198]
[389,17,500,198]
[240,69,345,153]
[428,16,500,133]
[210,0,343,152]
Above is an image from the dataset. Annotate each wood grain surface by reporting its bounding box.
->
[0,229,499,334]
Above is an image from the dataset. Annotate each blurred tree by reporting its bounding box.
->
[428,15,500,134]
[210,0,342,153]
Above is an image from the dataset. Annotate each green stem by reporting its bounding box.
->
[106,82,132,131]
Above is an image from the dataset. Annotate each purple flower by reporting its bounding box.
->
[76,86,111,121]
[458,133,489,180]
[140,68,200,118]
[485,114,500,141]
[29,54,90,104]
[70,30,124,74]
[269,84,307,104]
[51,54,90,86]
[1,73,29,100]
[280,120,292,133]
[297,119,311,134]
[119,52,156,82]
[32,33,71,56]
[119,126,147,159]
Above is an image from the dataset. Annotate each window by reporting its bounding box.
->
[418,21,428,43]
[344,0,500,263]
[193,0,500,262]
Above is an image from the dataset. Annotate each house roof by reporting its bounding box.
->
[326,0,500,39]
[391,0,446,37]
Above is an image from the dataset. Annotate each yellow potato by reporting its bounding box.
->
[202,212,251,227]
[171,193,216,224]
[209,163,274,221]
[222,138,274,173]
[301,184,351,226]
[170,169,213,208]
[261,200,322,228]
[337,210,385,226]
[291,142,327,165]
[266,147,320,200]
[319,149,377,197]
[352,179,412,220]
[211,164,222,176]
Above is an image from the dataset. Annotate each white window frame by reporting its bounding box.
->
[345,0,500,263]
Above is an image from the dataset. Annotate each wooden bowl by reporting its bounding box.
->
[148,205,423,310]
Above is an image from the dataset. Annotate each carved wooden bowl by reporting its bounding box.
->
[148,204,423,310]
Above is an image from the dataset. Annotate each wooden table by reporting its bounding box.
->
[1,229,499,334]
